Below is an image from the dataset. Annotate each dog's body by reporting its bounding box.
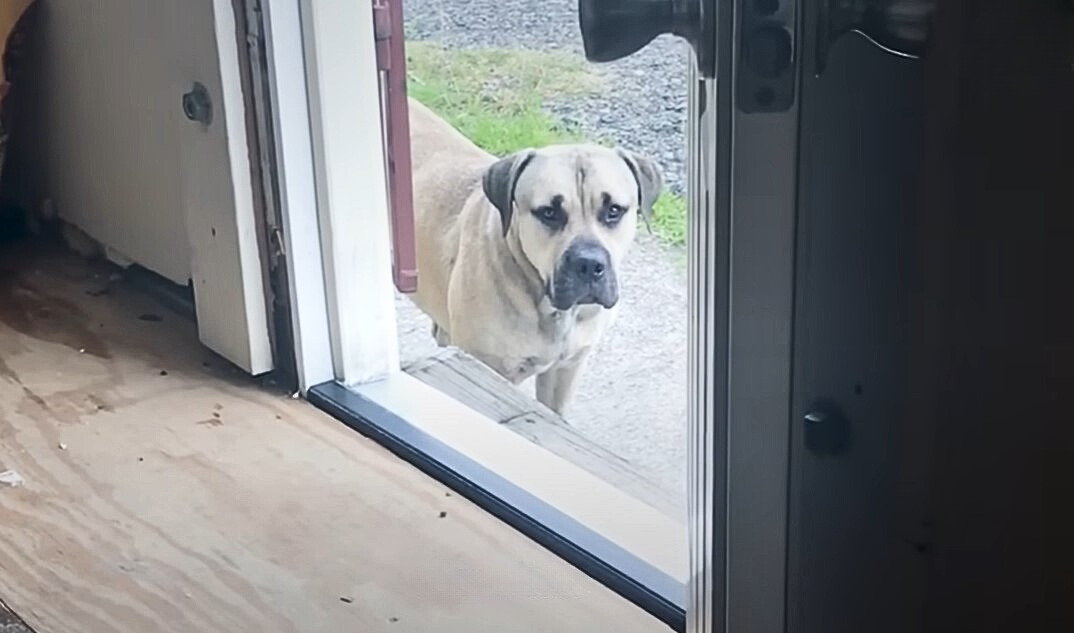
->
[406,97,663,414]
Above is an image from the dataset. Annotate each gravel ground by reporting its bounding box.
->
[0,601,31,633]
[400,0,690,497]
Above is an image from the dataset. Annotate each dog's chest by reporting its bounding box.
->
[500,306,604,383]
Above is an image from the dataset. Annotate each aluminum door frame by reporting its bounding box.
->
[686,0,800,631]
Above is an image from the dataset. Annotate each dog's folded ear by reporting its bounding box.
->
[483,149,537,237]
[616,148,665,232]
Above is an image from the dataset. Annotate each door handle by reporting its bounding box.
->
[816,0,937,75]
[803,399,852,456]
[181,82,213,126]
[577,0,716,77]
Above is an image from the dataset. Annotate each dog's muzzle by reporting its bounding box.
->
[549,238,618,311]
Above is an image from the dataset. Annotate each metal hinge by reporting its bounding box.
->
[245,0,264,40]
[270,226,286,259]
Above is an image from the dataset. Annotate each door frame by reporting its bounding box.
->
[244,0,403,392]
[686,0,800,631]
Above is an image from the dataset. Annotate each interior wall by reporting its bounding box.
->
[911,1,1074,631]
[13,0,192,284]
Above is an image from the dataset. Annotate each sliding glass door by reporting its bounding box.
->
[260,0,939,629]
[680,0,935,631]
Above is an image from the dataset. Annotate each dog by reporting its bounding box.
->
[406,97,664,415]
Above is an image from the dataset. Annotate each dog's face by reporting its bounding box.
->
[482,144,663,311]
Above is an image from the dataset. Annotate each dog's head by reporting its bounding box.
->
[482,144,663,311]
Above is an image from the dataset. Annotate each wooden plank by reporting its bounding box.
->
[404,348,684,518]
[0,241,666,633]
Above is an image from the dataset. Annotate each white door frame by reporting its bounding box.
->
[258,0,334,392]
[299,0,401,386]
[259,0,400,392]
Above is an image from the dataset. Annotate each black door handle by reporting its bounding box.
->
[816,0,937,75]
[577,0,715,77]
[182,82,213,126]
[803,399,853,456]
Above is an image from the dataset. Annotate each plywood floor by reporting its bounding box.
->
[0,240,668,633]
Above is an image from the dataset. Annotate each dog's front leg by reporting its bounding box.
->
[431,322,451,346]
[535,354,589,416]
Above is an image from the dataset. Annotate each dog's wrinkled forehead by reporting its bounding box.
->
[513,146,639,212]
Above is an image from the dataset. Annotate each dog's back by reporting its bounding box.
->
[406,97,493,331]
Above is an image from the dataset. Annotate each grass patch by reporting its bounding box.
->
[405,40,687,246]
[650,194,687,247]
[405,41,594,153]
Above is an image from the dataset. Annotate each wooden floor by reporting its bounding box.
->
[0,240,667,633]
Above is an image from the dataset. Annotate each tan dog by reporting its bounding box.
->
[406,97,663,415]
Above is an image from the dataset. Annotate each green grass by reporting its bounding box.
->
[649,193,687,247]
[405,42,592,153]
[405,41,687,247]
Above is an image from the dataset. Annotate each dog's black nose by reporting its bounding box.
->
[552,238,618,310]
[564,241,609,282]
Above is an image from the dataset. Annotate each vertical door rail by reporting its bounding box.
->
[372,0,418,293]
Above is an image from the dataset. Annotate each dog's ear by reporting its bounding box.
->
[483,149,537,236]
[616,148,665,233]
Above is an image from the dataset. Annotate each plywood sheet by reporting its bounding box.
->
[0,241,666,633]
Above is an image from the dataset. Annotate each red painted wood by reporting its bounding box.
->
[372,0,418,293]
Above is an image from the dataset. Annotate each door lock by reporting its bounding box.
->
[744,23,794,79]
[577,0,716,77]
[737,0,798,113]
[182,82,213,126]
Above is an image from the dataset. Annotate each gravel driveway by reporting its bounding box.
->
[399,0,691,498]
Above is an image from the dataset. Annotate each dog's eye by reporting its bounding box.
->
[533,205,566,229]
[602,204,627,225]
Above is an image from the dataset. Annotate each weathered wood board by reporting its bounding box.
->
[405,348,684,518]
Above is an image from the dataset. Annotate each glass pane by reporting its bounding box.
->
[383,0,704,623]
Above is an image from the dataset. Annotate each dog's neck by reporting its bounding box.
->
[495,225,584,324]
[500,227,549,306]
